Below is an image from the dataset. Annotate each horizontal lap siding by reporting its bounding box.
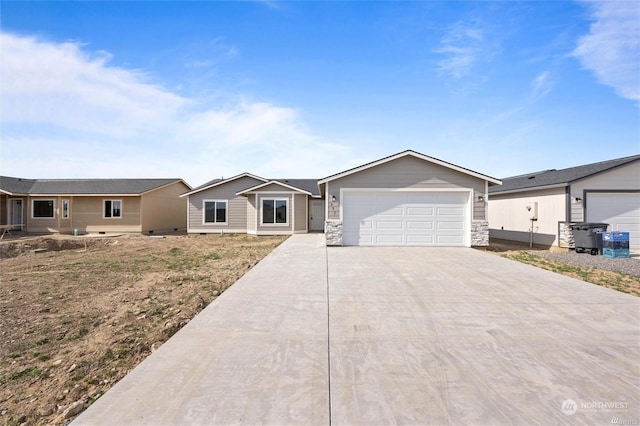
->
[141,182,190,232]
[570,162,640,222]
[26,196,60,232]
[73,196,142,233]
[188,176,263,232]
[327,156,486,220]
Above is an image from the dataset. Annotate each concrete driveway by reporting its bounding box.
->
[74,234,639,425]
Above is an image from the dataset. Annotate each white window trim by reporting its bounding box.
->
[31,199,55,219]
[261,197,289,226]
[61,199,70,219]
[103,199,123,219]
[203,199,228,225]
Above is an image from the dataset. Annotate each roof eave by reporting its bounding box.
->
[318,150,502,185]
[488,183,569,196]
[182,173,267,197]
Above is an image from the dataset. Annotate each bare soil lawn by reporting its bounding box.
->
[0,233,286,425]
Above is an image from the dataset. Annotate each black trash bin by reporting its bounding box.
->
[569,222,609,255]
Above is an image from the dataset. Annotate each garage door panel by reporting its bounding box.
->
[437,221,464,230]
[437,235,465,244]
[376,221,403,230]
[406,235,434,244]
[407,221,433,230]
[587,193,639,249]
[342,191,469,246]
[437,207,465,216]
[376,234,404,244]
[407,207,433,216]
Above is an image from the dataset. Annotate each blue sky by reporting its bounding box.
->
[1,1,638,187]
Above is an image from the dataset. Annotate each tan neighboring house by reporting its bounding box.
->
[488,155,640,249]
[0,177,191,235]
[184,150,501,246]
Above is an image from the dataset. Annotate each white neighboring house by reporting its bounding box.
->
[488,155,640,249]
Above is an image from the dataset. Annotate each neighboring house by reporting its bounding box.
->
[0,177,191,234]
[184,150,501,247]
[488,155,640,249]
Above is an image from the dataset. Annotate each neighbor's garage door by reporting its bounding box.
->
[586,192,640,249]
[342,192,469,246]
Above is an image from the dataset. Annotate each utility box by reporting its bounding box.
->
[570,222,609,255]
[602,232,630,258]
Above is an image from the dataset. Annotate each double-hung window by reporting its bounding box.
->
[104,200,122,218]
[32,200,55,218]
[204,200,227,224]
[262,198,288,225]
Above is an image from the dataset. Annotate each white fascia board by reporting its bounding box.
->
[236,180,312,196]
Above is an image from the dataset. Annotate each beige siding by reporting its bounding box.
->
[72,196,142,233]
[187,176,263,233]
[294,194,308,232]
[141,181,190,233]
[570,162,640,222]
[247,194,257,233]
[256,193,293,234]
[488,187,566,246]
[327,156,486,220]
[26,197,60,233]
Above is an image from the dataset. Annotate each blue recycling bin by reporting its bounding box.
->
[602,232,630,258]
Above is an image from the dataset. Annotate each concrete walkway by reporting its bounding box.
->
[74,235,640,425]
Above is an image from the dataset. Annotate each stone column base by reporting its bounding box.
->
[471,220,489,246]
[325,220,343,246]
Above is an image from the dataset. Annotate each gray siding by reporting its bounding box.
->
[326,156,486,220]
[569,162,640,222]
[187,176,264,232]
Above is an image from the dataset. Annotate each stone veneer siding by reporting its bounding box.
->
[471,220,489,246]
[559,222,575,248]
[325,221,343,246]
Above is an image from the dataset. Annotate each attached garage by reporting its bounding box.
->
[318,150,501,247]
[586,192,640,249]
[342,191,470,246]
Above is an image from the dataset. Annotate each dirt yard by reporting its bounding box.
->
[0,233,286,425]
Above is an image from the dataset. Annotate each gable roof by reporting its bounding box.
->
[0,176,189,196]
[236,180,316,196]
[181,173,267,197]
[318,149,501,185]
[183,174,322,197]
[489,154,640,194]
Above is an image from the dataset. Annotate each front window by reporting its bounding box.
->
[204,200,227,224]
[262,199,288,225]
[62,199,70,219]
[32,200,55,218]
[104,200,122,218]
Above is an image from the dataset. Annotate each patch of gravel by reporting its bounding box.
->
[531,251,640,277]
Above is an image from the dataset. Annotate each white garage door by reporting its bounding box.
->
[342,191,469,246]
[586,192,640,249]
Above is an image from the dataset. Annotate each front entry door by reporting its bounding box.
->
[9,199,24,229]
[309,200,325,232]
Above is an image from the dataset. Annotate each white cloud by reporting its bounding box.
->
[0,32,350,185]
[530,71,553,100]
[435,21,492,79]
[573,0,640,101]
